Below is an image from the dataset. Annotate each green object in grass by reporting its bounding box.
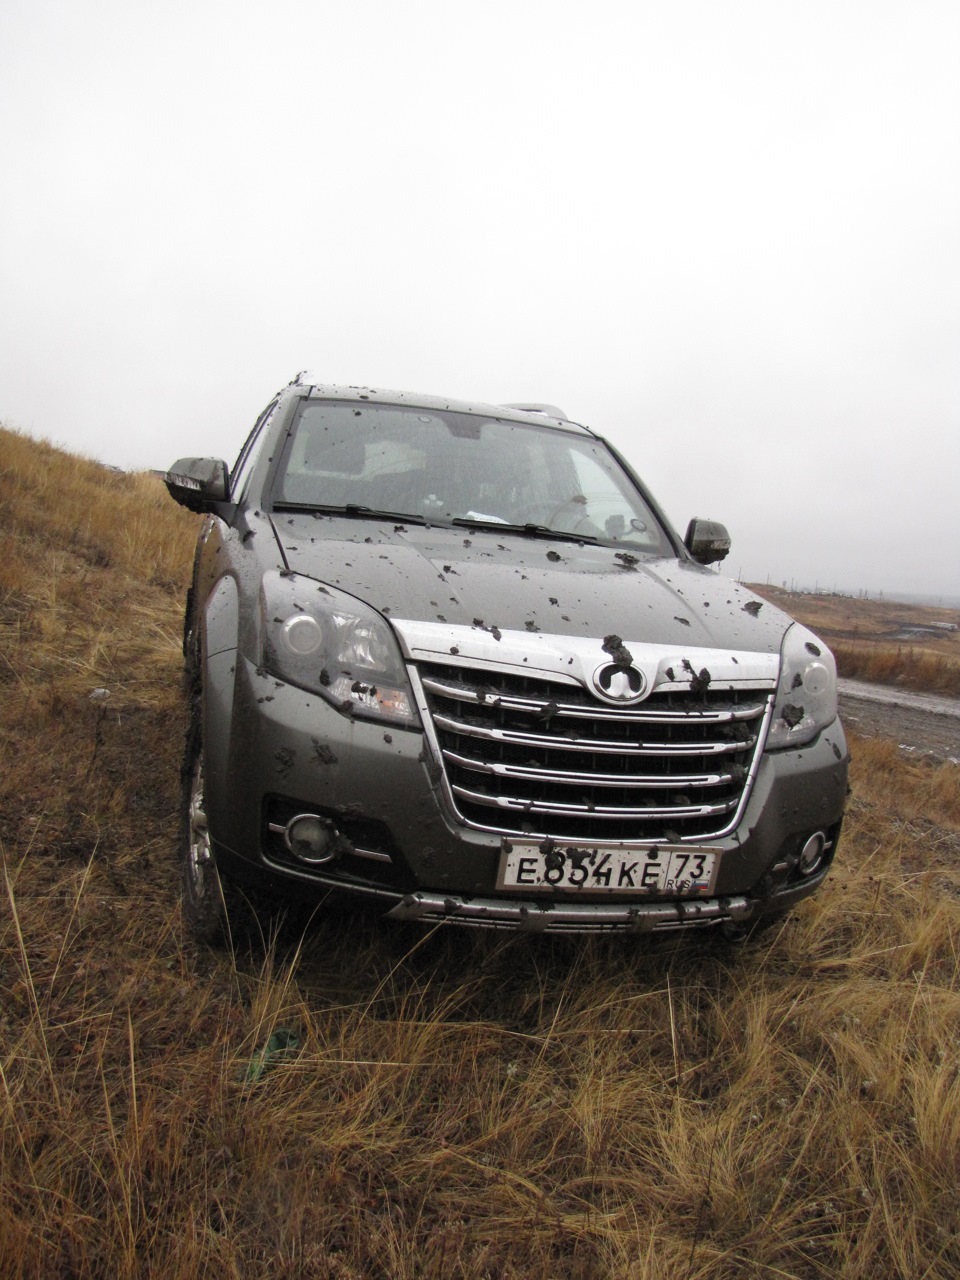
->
[244,1028,300,1082]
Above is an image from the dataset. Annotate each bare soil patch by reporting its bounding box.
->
[839,680,960,762]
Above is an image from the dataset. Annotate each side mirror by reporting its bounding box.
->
[164,457,230,513]
[684,517,731,565]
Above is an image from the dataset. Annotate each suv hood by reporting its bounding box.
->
[272,514,793,653]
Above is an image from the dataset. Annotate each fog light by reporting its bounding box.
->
[798,832,827,877]
[284,814,338,864]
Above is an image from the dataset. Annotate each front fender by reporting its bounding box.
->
[204,573,239,661]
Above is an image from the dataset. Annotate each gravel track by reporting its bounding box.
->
[838,678,960,761]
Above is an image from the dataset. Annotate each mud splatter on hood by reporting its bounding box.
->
[271,515,795,653]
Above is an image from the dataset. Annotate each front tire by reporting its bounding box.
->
[180,712,233,944]
[182,585,201,693]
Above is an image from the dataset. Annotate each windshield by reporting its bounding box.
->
[272,402,671,552]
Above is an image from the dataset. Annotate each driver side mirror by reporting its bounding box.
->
[684,518,731,565]
[164,457,230,514]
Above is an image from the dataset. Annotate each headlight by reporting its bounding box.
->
[765,623,838,750]
[260,571,417,727]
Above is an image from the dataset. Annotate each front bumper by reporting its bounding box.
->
[204,652,849,933]
[386,890,754,931]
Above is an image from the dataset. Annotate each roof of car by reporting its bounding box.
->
[285,376,594,437]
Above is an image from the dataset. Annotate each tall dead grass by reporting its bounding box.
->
[2,425,960,1277]
[832,642,960,697]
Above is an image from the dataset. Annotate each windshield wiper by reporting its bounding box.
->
[450,517,598,545]
[271,505,599,544]
[272,502,431,526]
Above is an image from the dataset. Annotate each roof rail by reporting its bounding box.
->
[500,402,568,419]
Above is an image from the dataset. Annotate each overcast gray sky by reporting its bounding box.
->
[2,0,958,599]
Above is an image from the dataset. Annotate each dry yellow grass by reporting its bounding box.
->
[830,642,960,697]
[2,425,960,1277]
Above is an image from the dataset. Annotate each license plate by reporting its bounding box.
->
[497,842,720,895]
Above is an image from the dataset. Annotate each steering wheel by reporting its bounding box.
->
[546,495,590,528]
[522,494,594,532]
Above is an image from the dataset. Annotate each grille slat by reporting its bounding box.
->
[421,674,763,725]
[451,783,737,821]
[417,662,772,842]
[442,749,735,790]
[433,712,756,757]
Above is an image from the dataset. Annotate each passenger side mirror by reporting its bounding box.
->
[165,457,230,513]
[684,517,731,565]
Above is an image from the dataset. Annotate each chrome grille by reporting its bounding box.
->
[416,663,772,842]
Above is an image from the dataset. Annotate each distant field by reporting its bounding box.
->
[2,425,960,1277]
[749,584,960,697]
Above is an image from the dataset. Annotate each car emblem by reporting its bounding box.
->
[592,662,647,704]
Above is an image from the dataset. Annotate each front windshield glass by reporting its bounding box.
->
[273,402,672,552]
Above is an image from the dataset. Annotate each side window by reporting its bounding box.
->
[569,448,664,549]
[230,400,278,502]
[570,450,628,503]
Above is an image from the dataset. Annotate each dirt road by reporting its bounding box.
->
[838,677,960,761]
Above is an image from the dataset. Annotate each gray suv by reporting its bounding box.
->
[166,376,848,941]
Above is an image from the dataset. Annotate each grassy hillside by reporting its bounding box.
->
[2,424,960,1277]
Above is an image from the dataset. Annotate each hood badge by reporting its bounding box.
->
[591,662,648,705]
